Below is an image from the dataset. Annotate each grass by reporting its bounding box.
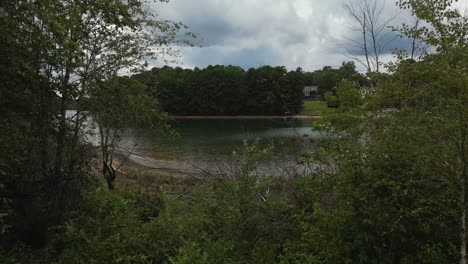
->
[299,101,336,116]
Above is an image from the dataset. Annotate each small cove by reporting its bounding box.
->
[118,118,322,174]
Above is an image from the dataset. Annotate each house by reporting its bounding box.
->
[303,86,320,100]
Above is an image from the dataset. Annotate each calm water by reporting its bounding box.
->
[118,118,321,173]
[69,111,320,173]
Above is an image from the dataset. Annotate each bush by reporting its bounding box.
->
[324,91,339,108]
[334,80,362,111]
[52,187,182,264]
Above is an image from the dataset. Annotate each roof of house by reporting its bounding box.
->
[304,86,319,92]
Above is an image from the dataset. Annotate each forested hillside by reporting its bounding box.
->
[134,63,360,115]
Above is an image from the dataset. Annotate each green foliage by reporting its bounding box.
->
[280,207,353,264]
[283,108,461,262]
[169,242,210,264]
[164,143,297,263]
[138,65,305,115]
[48,144,300,263]
[397,0,467,53]
[134,61,363,116]
[88,76,165,130]
[0,0,192,252]
[324,80,362,110]
[306,1,468,261]
[54,188,141,263]
[310,61,362,95]
[324,91,339,108]
[334,80,362,111]
[53,187,182,264]
[87,75,168,189]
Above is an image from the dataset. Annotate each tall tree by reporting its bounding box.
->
[0,0,193,247]
[394,1,468,261]
[88,77,164,190]
[343,0,397,73]
[313,0,468,262]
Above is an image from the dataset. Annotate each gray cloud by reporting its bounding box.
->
[182,44,281,69]
[150,0,427,72]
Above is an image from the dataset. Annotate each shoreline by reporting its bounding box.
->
[169,115,321,120]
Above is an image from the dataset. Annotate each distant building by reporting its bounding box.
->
[303,86,320,100]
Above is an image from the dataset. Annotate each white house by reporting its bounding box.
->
[303,86,320,100]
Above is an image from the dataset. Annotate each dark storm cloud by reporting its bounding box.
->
[182,45,280,70]
[188,18,238,46]
[151,0,415,72]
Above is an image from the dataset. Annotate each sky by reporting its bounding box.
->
[151,0,468,72]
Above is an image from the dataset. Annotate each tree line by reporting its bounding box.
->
[133,62,361,116]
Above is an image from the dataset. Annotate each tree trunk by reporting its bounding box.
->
[67,110,82,176]
[460,102,468,264]
[461,178,466,264]
[55,70,70,180]
[103,161,116,190]
[363,12,371,74]
[107,178,115,190]
[462,161,468,264]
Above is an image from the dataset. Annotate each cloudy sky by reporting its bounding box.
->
[151,0,467,72]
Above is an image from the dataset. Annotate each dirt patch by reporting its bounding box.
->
[94,153,202,195]
[169,115,321,119]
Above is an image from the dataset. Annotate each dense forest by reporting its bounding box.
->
[1,0,467,263]
[133,62,360,116]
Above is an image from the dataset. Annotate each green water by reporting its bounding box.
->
[119,118,320,172]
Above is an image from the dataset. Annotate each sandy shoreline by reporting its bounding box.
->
[169,115,321,120]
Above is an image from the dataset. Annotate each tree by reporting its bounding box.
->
[311,62,360,96]
[88,77,164,190]
[343,0,397,73]
[309,0,468,262]
[314,66,340,95]
[393,1,468,261]
[145,65,304,116]
[337,61,358,80]
[0,0,193,248]
[405,16,429,60]
[334,80,362,111]
[279,70,305,114]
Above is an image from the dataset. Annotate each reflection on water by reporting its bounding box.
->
[66,109,321,174]
[118,118,321,174]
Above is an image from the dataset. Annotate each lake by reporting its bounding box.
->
[116,118,322,174]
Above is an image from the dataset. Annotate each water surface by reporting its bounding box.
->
[119,118,320,173]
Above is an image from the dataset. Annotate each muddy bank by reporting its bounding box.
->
[169,115,321,120]
[95,153,202,194]
[116,152,206,179]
